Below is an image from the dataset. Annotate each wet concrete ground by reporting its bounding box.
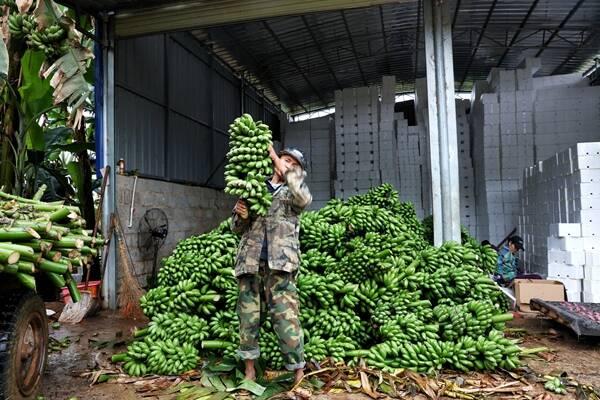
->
[41,305,144,400]
[39,306,600,399]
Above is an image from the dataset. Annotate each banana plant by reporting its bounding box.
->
[0,0,96,227]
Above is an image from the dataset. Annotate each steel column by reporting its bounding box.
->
[101,16,117,309]
[423,0,461,245]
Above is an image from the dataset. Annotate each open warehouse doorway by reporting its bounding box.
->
[55,0,600,305]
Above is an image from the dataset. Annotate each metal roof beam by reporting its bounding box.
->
[274,81,308,113]
[551,30,600,75]
[262,21,328,108]
[451,0,461,30]
[340,9,368,86]
[378,5,391,75]
[221,28,307,113]
[535,0,586,58]
[413,0,422,82]
[496,0,539,67]
[300,15,343,90]
[115,0,410,37]
[458,0,498,91]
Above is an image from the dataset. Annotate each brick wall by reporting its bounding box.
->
[116,175,235,286]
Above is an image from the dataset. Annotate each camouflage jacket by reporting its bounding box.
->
[231,167,312,277]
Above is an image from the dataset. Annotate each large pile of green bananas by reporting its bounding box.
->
[224,114,273,216]
[113,184,520,377]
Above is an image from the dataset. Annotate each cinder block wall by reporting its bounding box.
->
[469,57,600,244]
[116,175,235,286]
[282,116,334,210]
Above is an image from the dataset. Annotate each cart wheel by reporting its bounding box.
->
[0,290,48,400]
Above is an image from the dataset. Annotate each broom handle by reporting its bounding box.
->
[114,213,138,277]
[98,213,116,296]
[93,166,111,239]
[496,227,517,250]
[86,166,111,290]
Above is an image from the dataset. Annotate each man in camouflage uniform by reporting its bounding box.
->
[231,145,312,385]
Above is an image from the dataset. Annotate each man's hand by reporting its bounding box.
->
[268,144,288,177]
[234,199,249,220]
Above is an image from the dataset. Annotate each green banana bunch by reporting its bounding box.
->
[171,279,203,313]
[463,241,499,273]
[448,330,520,371]
[208,310,239,342]
[544,376,567,394]
[348,184,425,238]
[141,279,222,318]
[308,307,364,339]
[299,248,337,273]
[297,271,337,308]
[157,231,238,287]
[224,114,273,216]
[324,335,358,362]
[300,215,346,257]
[421,264,501,305]
[304,334,328,363]
[146,338,198,376]
[422,215,476,247]
[0,0,18,11]
[7,13,36,39]
[259,327,284,370]
[139,286,170,318]
[379,313,440,343]
[113,336,198,376]
[435,301,513,341]
[8,13,68,57]
[147,312,209,345]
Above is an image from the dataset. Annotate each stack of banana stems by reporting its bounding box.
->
[0,187,105,301]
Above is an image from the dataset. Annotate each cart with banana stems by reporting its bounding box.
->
[0,188,103,399]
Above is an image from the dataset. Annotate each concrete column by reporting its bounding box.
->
[423,0,461,244]
[101,17,117,309]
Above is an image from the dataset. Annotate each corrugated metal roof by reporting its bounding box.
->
[196,0,600,113]
[59,0,188,12]
[65,0,600,113]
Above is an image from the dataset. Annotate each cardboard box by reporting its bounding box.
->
[514,279,566,312]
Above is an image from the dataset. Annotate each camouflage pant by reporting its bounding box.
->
[237,260,305,370]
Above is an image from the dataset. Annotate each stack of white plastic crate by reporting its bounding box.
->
[534,84,600,163]
[379,76,400,190]
[469,57,600,243]
[395,114,425,218]
[519,142,600,302]
[281,116,332,210]
[334,87,378,198]
[456,100,477,235]
[413,79,432,220]
[334,77,398,199]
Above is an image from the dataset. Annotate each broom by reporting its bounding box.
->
[59,167,111,324]
[114,213,145,320]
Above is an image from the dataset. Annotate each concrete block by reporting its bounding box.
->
[548,262,584,279]
[548,276,581,293]
[583,279,600,296]
[549,223,581,237]
[548,249,586,265]
[584,264,600,280]
[566,290,581,302]
[583,290,600,303]
[585,251,600,266]
[547,236,585,251]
